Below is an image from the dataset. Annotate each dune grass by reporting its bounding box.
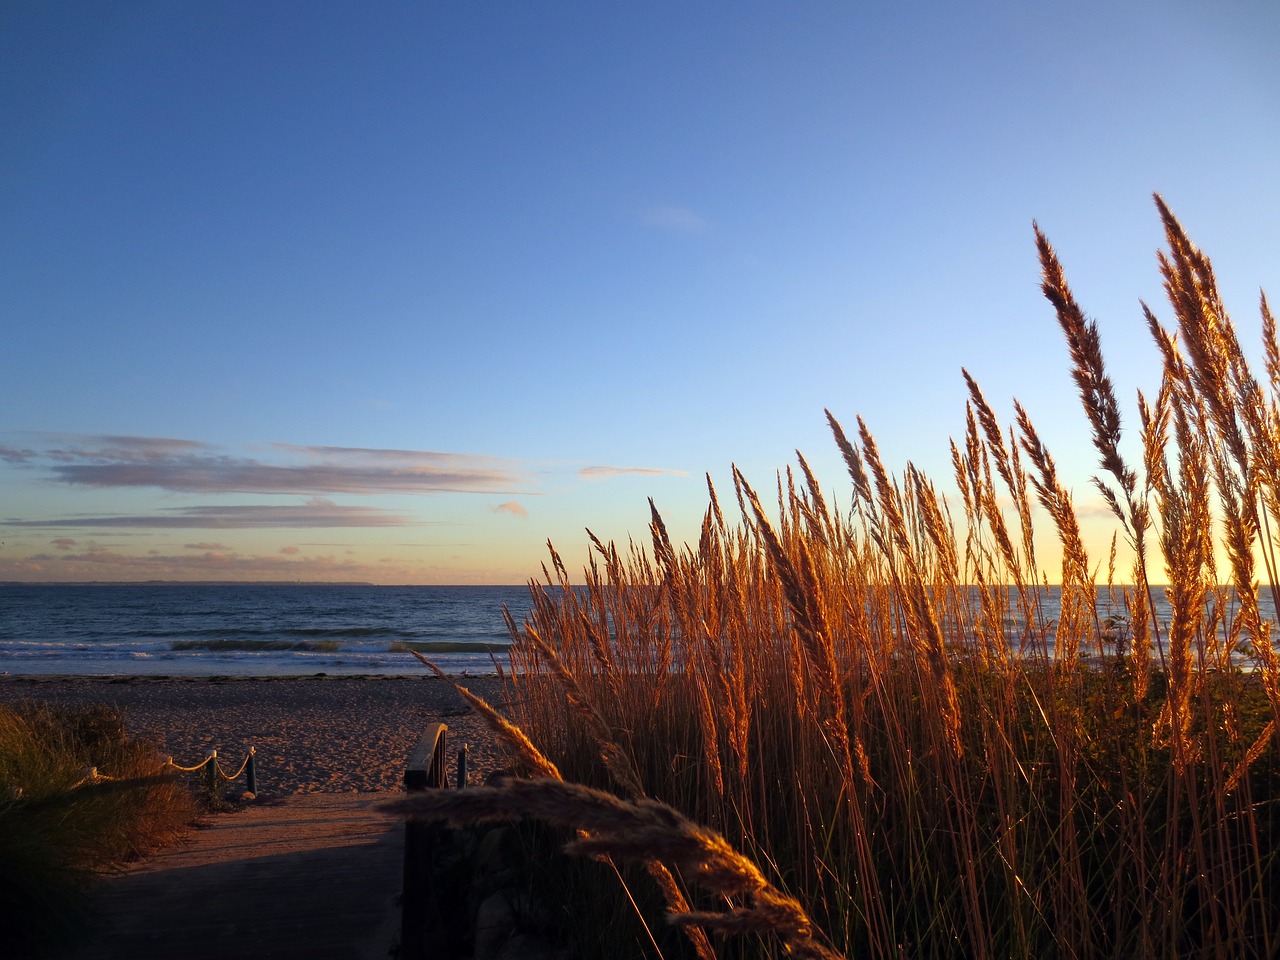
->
[0,701,195,955]
[398,196,1280,958]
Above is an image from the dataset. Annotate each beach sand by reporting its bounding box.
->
[0,674,512,794]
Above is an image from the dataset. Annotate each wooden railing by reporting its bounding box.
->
[400,722,467,959]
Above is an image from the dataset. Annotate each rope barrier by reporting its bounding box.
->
[68,766,120,790]
[166,755,215,773]
[215,746,255,782]
[29,749,258,798]
[165,746,258,795]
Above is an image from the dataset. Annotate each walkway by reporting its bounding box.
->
[62,793,405,960]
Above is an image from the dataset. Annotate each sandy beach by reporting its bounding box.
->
[0,674,512,794]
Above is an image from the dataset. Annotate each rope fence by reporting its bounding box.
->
[60,749,256,795]
[19,746,260,803]
[67,766,121,790]
[165,746,259,797]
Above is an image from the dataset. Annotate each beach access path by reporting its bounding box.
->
[63,792,404,960]
[0,675,512,960]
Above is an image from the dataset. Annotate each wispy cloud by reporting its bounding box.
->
[641,205,711,233]
[6,498,415,529]
[274,443,513,468]
[578,465,687,480]
[52,537,77,550]
[1,436,210,465]
[2,434,529,496]
[1076,497,1123,522]
[0,543,384,581]
[492,501,528,520]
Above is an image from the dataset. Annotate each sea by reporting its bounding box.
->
[1,582,1276,678]
[0,583,533,677]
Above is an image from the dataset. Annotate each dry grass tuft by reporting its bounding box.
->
[0,702,195,954]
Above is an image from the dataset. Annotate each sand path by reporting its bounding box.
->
[61,793,406,960]
[0,676,515,959]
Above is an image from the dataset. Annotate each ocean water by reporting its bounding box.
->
[0,583,532,677]
[1,582,1275,678]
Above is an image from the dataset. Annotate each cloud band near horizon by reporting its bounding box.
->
[0,435,528,495]
[0,433,687,537]
[4,499,416,529]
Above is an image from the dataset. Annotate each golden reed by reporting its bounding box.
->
[398,198,1280,959]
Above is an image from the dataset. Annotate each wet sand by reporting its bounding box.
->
[0,674,511,794]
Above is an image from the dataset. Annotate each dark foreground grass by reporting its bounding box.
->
[0,702,195,956]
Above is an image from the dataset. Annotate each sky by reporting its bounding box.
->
[2,1,1278,584]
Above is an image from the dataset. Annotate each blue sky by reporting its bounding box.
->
[2,1,1278,583]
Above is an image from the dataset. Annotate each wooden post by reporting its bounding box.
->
[246,747,257,795]
[456,744,468,790]
[205,750,218,796]
[401,723,447,960]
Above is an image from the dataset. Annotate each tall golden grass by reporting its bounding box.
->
[399,196,1280,958]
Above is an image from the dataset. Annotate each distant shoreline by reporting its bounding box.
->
[0,580,527,587]
[0,672,459,683]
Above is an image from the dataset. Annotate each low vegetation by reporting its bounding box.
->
[0,701,194,955]
[401,196,1280,958]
